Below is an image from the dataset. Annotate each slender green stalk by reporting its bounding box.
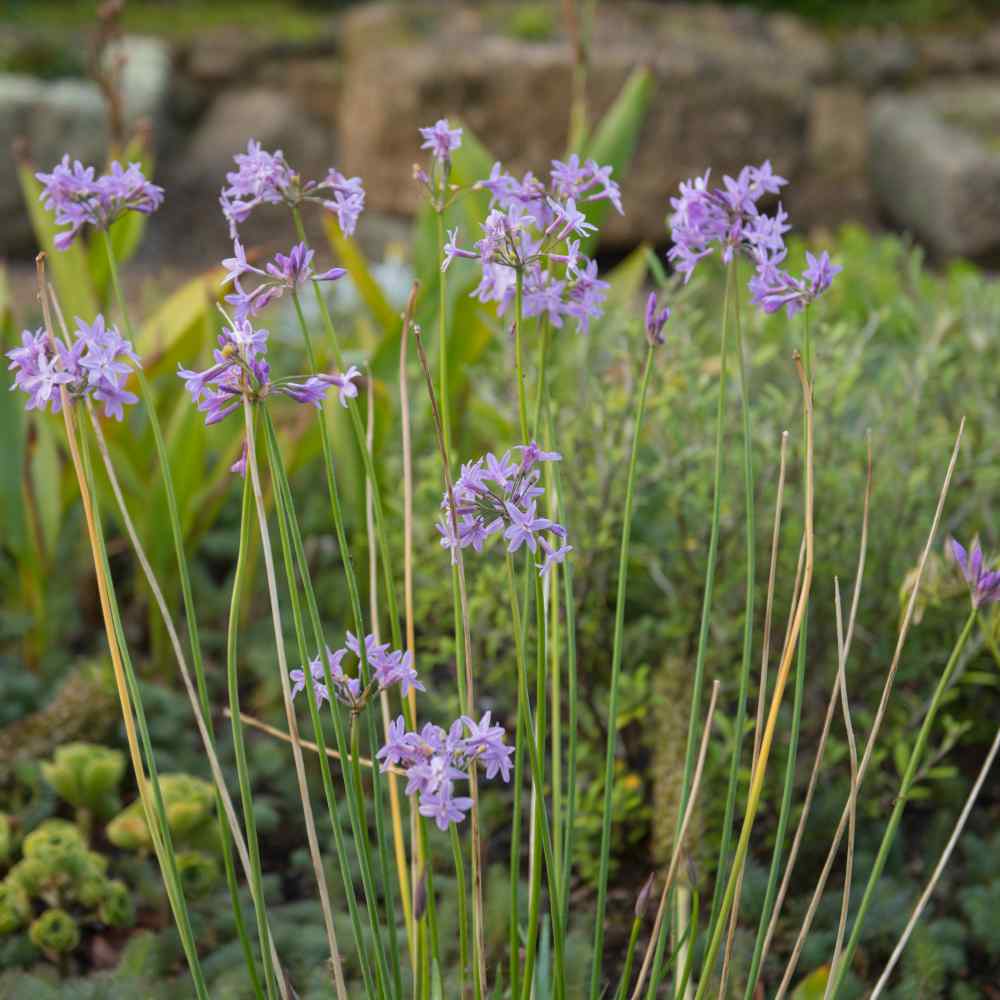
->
[218,810,265,999]
[514,268,528,440]
[589,344,657,999]
[450,825,470,999]
[265,426,383,1000]
[288,290,407,990]
[289,210,402,654]
[543,400,579,932]
[645,260,735,992]
[241,398,349,1000]
[75,418,210,1000]
[614,917,643,1000]
[828,608,977,999]
[671,261,734,835]
[96,236,270,996]
[691,355,814,1000]
[706,261,755,943]
[505,555,567,1000]
[743,310,814,1000]
[226,473,280,1000]
[670,890,700,999]
[262,411,398,997]
[436,211,452,460]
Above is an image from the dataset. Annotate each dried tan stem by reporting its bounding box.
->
[366,366,416,956]
[774,419,964,998]
[824,435,869,1000]
[411,324,487,992]
[629,680,721,1000]
[719,429,791,995]
[870,724,1000,999]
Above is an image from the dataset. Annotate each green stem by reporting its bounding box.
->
[646,261,734,991]
[226,472,280,1000]
[544,399,579,934]
[706,260,755,944]
[505,556,567,1000]
[265,424,384,1000]
[588,344,656,999]
[262,411,397,997]
[78,419,210,1000]
[436,211,452,461]
[450,825,470,999]
[829,609,977,998]
[101,227,268,999]
[514,268,528,441]
[290,209,402,655]
[614,918,643,1000]
[288,290,406,990]
[743,305,812,1000]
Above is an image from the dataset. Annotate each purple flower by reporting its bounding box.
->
[220,140,365,237]
[644,292,671,346]
[378,711,513,831]
[419,119,463,165]
[442,228,479,271]
[667,162,787,282]
[290,657,331,708]
[438,442,568,576]
[36,156,163,250]
[451,159,618,332]
[419,786,474,832]
[537,537,573,578]
[748,248,841,317]
[223,240,345,322]
[950,538,1000,607]
[7,316,140,418]
[550,155,623,215]
[565,259,609,335]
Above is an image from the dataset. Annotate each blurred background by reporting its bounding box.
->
[2,1,1000,997]
[2,0,1000,291]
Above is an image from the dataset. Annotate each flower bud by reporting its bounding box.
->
[644,291,670,347]
[413,868,428,923]
[635,872,656,919]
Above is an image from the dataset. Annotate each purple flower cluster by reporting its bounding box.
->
[949,538,1000,607]
[177,320,360,426]
[749,249,842,318]
[36,157,164,251]
[291,632,423,711]
[437,442,572,577]
[377,712,513,830]
[7,315,139,419]
[442,157,620,333]
[220,140,365,239]
[222,240,346,322]
[667,161,840,315]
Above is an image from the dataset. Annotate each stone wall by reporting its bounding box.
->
[3,1,1000,264]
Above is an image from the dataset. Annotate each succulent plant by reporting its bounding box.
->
[97,879,133,927]
[0,881,31,934]
[106,773,216,852]
[0,813,11,864]
[40,742,125,821]
[28,907,80,956]
[175,850,219,899]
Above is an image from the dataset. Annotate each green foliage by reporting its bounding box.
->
[29,908,80,956]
